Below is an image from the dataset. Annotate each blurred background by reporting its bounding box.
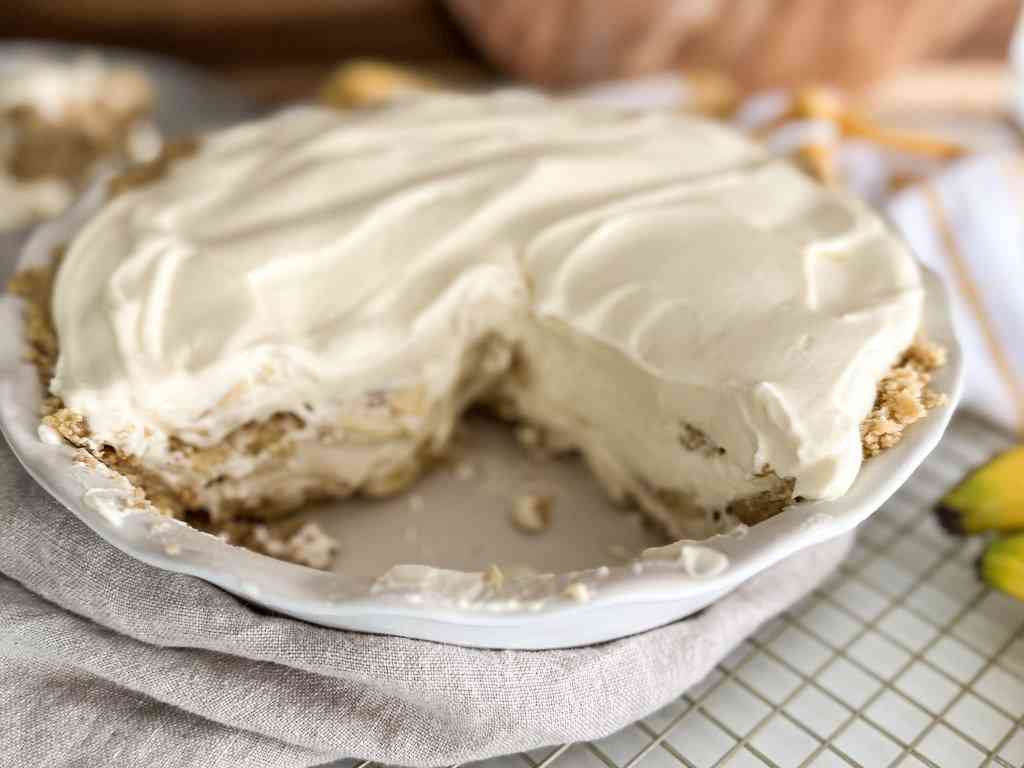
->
[1,0,1020,103]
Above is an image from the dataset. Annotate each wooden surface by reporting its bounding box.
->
[0,0,485,103]
[0,1,1018,103]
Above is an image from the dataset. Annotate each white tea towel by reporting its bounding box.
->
[888,154,1024,434]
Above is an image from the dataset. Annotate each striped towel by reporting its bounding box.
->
[889,155,1024,434]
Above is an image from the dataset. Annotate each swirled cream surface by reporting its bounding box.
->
[49,93,923,523]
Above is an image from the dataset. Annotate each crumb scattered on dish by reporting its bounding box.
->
[512,493,553,534]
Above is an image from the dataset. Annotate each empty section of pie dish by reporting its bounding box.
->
[0,92,963,648]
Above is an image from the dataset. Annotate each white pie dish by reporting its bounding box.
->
[0,166,963,649]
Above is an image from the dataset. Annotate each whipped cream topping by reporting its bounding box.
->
[51,93,923,510]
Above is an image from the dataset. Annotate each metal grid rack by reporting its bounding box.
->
[330,414,1024,768]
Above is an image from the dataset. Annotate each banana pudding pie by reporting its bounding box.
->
[10,92,945,560]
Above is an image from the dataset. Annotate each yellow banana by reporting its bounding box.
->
[979,533,1024,601]
[319,60,437,110]
[936,446,1024,534]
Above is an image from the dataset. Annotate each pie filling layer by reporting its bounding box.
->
[13,93,945,544]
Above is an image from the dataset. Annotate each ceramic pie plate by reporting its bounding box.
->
[0,44,964,649]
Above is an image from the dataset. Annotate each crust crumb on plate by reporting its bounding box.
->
[246,520,337,570]
[512,493,554,534]
[186,513,338,570]
[484,564,504,589]
[563,582,590,603]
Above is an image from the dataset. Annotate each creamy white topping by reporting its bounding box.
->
[50,93,923,517]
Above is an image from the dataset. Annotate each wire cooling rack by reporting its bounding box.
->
[326,413,1024,768]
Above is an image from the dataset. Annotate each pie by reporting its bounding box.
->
[9,92,945,564]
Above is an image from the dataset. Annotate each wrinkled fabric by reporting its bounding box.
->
[0,432,850,767]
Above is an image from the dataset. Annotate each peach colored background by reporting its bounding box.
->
[0,0,1018,102]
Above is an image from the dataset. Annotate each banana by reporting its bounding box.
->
[319,60,437,110]
[936,446,1024,534]
[979,533,1024,601]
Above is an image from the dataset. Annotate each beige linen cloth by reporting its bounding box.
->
[4,74,1016,767]
[0,436,852,765]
